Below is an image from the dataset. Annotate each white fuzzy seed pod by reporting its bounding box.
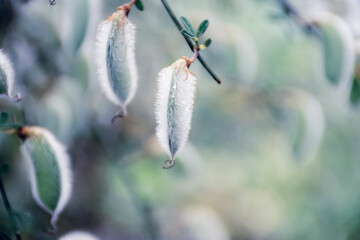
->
[21,127,72,228]
[155,59,197,168]
[59,231,100,240]
[95,9,138,117]
[0,50,15,98]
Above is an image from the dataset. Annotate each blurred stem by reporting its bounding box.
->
[0,175,21,240]
[160,0,222,84]
[275,0,321,38]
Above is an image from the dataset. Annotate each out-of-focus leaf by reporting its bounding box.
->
[135,0,144,11]
[0,111,8,125]
[204,38,212,47]
[350,76,360,104]
[63,0,89,54]
[278,88,324,163]
[0,163,9,175]
[312,13,355,85]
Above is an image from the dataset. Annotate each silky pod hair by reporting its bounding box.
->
[155,58,197,169]
[20,126,72,228]
[95,8,138,121]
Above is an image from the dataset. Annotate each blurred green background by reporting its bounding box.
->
[1,0,360,239]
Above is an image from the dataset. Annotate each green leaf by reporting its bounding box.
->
[0,112,8,125]
[181,29,194,39]
[135,0,144,11]
[204,38,212,47]
[197,19,209,37]
[180,16,195,36]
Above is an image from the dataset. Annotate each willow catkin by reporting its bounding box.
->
[20,127,72,228]
[95,9,138,118]
[0,50,14,98]
[155,59,197,168]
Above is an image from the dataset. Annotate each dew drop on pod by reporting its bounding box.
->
[0,50,21,102]
[19,126,72,228]
[95,0,144,123]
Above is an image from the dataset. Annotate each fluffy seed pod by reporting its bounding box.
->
[310,12,355,87]
[0,50,15,98]
[59,231,100,240]
[20,126,72,227]
[155,59,197,169]
[95,8,138,119]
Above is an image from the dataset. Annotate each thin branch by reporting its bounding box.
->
[160,0,222,84]
[0,174,21,240]
[275,0,322,39]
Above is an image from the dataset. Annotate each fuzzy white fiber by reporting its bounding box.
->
[0,49,15,97]
[155,59,197,160]
[309,12,355,93]
[95,10,138,115]
[59,231,100,240]
[21,127,72,227]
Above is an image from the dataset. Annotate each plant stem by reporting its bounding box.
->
[275,0,321,39]
[160,0,222,84]
[0,175,21,240]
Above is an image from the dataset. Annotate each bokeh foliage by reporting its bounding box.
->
[0,0,360,239]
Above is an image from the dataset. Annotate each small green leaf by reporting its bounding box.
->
[181,29,194,39]
[180,16,195,36]
[0,112,8,125]
[135,0,144,11]
[204,38,212,47]
[197,19,209,37]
